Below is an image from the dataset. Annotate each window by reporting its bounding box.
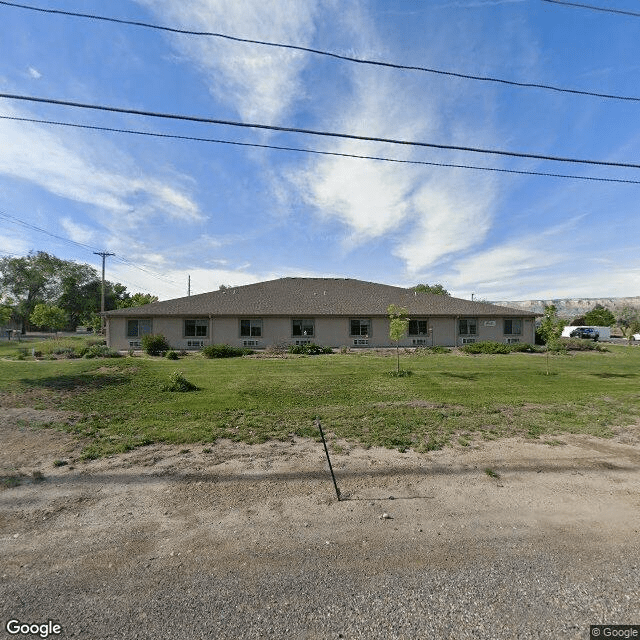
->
[240,319,262,337]
[184,319,208,337]
[350,318,371,337]
[292,318,314,337]
[504,318,522,335]
[127,318,152,337]
[408,319,428,336]
[459,318,477,335]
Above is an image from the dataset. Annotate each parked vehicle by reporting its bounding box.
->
[570,327,599,340]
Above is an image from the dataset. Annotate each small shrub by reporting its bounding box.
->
[462,341,511,354]
[388,369,413,377]
[142,334,170,356]
[83,344,122,359]
[415,346,451,355]
[461,341,540,355]
[165,350,179,360]
[484,467,500,478]
[201,344,253,358]
[507,343,540,353]
[32,470,45,482]
[53,459,68,467]
[161,370,198,392]
[555,338,608,352]
[288,343,332,355]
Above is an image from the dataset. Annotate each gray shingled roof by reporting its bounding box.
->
[105,278,537,318]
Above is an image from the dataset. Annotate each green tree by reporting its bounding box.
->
[538,305,565,345]
[0,252,66,332]
[583,305,616,327]
[388,304,409,374]
[538,305,566,375]
[413,283,450,296]
[116,292,159,309]
[0,297,14,327]
[617,306,640,344]
[30,303,67,335]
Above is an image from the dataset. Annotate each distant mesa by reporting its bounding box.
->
[491,296,640,318]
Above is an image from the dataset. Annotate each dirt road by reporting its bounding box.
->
[1,410,639,639]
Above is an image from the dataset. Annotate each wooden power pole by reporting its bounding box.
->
[94,251,115,332]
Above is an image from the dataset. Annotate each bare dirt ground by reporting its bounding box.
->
[1,408,640,639]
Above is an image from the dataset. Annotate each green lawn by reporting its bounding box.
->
[1,338,639,458]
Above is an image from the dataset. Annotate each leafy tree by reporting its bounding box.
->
[388,304,409,374]
[0,297,14,327]
[0,252,67,332]
[617,306,640,343]
[0,250,155,332]
[413,283,450,296]
[30,303,67,335]
[537,305,566,375]
[583,305,616,327]
[537,305,565,345]
[116,292,159,309]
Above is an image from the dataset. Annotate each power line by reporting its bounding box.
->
[0,209,181,289]
[2,113,639,185]
[541,0,640,18]
[1,0,638,103]
[2,92,640,170]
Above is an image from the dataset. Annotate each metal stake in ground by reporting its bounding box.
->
[315,418,341,501]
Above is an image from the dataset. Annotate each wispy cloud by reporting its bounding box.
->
[0,108,203,226]
[136,0,322,124]
[287,36,499,273]
[27,67,41,79]
[60,217,96,245]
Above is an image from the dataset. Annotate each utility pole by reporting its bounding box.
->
[94,251,115,332]
[188,275,191,297]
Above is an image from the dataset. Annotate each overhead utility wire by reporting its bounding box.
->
[0,209,181,289]
[2,92,640,170]
[0,0,638,103]
[541,0,640,18]
[2,114,639,185]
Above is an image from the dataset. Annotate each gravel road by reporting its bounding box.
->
[2,410,639,639]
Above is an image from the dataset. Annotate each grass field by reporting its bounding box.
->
[1,338,639,459]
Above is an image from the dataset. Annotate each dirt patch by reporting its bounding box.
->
[2,410,640,638]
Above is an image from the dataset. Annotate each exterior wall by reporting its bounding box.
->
[106,314,536,350]
[455,317,536,346]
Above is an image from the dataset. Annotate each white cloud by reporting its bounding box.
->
[136,0,322,123]
[0,233,29,256]
[0,109,203,225]
[393,174,496,273]
[27,67,41,79]
[109,263,261,300]
[288,56,498,268]
[60,217,96,245]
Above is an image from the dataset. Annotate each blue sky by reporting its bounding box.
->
[0,0,639,301]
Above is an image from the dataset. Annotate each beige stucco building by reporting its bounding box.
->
[104,278,538,351]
